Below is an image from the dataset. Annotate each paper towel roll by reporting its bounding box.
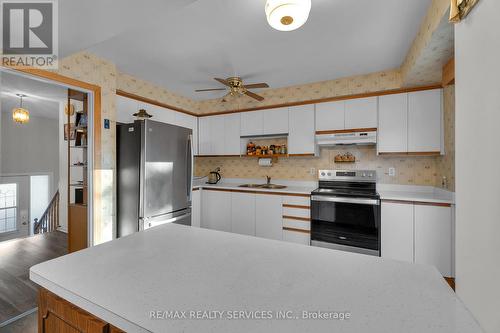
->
[258,158,273,167]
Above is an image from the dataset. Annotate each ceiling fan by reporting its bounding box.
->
[195,77,269,102]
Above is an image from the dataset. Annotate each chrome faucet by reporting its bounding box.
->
[266,176,271,185]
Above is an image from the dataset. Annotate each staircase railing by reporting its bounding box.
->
[34,190,60,234]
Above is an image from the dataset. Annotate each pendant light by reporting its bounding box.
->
[12,94,30,124]
[265,0,312,31]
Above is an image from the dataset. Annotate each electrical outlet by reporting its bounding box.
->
[388,167,396,177]
[309,168,316,175]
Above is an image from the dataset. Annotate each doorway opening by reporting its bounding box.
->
[0,68,94,327]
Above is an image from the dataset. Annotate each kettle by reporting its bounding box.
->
[207,168,221,184]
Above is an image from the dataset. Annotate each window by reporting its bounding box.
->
[0,184,17,233]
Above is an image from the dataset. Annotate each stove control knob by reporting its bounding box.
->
[362,173,367,177]
[321,172,325,176]
[327,172,332,176]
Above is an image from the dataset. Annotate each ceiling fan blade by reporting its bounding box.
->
[195,88,227,92]
[244,90,265,101]
[243,83,269,89]
[214,78,231,87]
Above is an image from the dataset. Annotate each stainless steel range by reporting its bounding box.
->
[310,170,380,256]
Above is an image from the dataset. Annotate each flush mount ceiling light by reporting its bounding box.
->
[12,94,30,124]
[265,0,311,31]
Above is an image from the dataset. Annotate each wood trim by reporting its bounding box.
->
[414,201,452,207]
[379,151,441,156]
[381,199,415,205]
[196,155,241,158]
[382,199,452,207]
[316,128,377,135]
[442,58,455,86]
[283,227,311,234]
[444,277,455,291]
[283,204,310,209]
[200,187,310,197]
[116,89,197,116]
[282,215,311,222]
[197,84,442,117]
[289,153,315,157]
[192,187,200,191]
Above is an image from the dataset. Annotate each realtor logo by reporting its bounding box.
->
[1,0,58,68]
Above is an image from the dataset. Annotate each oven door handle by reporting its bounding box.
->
[311,195,379,206]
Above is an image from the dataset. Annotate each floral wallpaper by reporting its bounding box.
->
[195,70,402,114]
[401,0,454,86]
[436,85,455,190]
[195,147,439,186]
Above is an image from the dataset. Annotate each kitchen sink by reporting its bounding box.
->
[238,184,266,188]
[238,184,287,189]
[259,184,287,189]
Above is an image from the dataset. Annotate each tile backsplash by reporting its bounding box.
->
[195,146,439,186]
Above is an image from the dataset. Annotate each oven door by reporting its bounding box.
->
[310,195,380,253]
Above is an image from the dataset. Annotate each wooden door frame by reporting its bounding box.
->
[1,65,102,248]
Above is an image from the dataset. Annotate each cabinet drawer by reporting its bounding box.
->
[283,218,310,231]
[282,195,310,206]
[283,229,310,245]
[283,206,310,219]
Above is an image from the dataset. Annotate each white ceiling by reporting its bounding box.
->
[1,72,67,120]
[59,0,432,100]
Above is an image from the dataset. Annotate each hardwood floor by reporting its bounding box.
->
[0,311,37,333]
[0,231,67,325]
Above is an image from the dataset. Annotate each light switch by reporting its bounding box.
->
[388,167,396,177]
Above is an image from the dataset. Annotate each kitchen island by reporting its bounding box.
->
[30,224,481,333]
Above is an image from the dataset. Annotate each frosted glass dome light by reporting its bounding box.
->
[265,0,312,31]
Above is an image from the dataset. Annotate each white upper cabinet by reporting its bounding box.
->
[381,202,414,263]
[288,104,315,155]
[414,204,453,277]
[344,96,378,129]
[199,114,240,156]
[262,107,289,135]
[315,101,345,132]
[198,116,211,155]
[240,111,264,136]
[210,115,226,155]
[408,89,442,153]
[378,93,408,153]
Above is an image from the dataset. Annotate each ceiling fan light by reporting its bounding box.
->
[265,0,311,31]
[12,107,30,124]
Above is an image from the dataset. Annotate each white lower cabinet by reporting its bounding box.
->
[191,189,201,228]
[231,192,256,236]
[283,230,310,245]
[255,194,283,240]
[414,205,452,277]
[201,190,231,232]
[381,200,453,277]
[381,202,414,263]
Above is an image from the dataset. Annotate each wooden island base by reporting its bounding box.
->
[38,288,124,333]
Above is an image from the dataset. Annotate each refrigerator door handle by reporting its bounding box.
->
[143,212,192,230]
[187,134,193,202]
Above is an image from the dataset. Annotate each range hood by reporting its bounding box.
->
[316,130,377,146]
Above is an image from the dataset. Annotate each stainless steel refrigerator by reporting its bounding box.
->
[117,119,193,237]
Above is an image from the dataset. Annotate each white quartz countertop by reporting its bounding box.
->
[378,184,455,204]
[193,178,315,195]
[31,224,480,333]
